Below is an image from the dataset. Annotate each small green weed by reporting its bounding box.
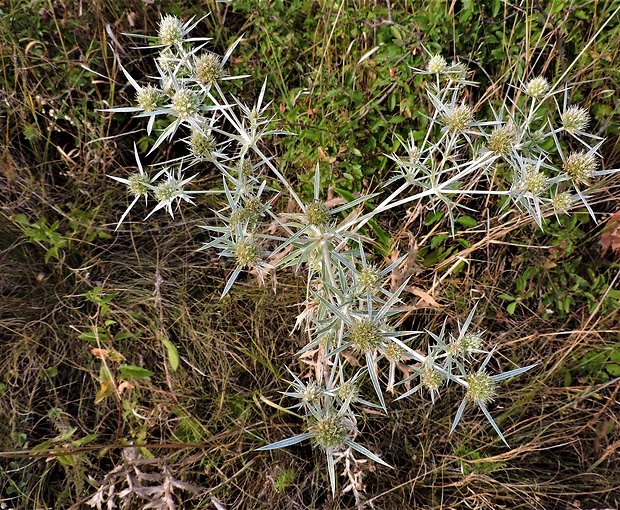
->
[454,444,507,475]
[273,467,296,494]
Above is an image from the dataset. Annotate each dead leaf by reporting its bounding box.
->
[286,196,297,213]
[0,151,17,182]
[390,232,419,292]
[341,350,361,367]
[118,381,134,394]
[397,362,415,390]
[268,243,293,267]
[127,12,137,28]
[406,286,441,308]
[325,196,346,208]
[91,348,109,360]
[294,301,318,332]
[600,210,620,252]
[318,147,336,164]
[543,259,557,269]
[108,349,125,363]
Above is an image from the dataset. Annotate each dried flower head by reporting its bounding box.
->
[171,89,200,119]
[384,342,405,363]
[301,382,322,405]
[305,201,330,228]
[127,173,151,197]
[348,319,382,353]
[194,53,224,86]
[524,77,550,100]
[420,365,442,392]
[551,191,573,214]
[312,414,347,450]
[189,129,216,160]
[461,332,483,353]
[237,158,253,178]
[561,106,590,134]
[244,197,263,214]
[153,181,177,203]
[230,198,263,229]
[229,208,257,228]
[235,239,261,267]
[337,381,360,403]
[564,151,597,185]
[519,164,548,196]
[358,265,382,294]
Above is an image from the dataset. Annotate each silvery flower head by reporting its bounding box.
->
[156,14,209,47]
[561,106,590,134]
[524,77,550,100]
[107,144,154,230]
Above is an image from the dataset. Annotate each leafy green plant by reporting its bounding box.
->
[13,209,111,264]
[78,287,151,405]
[273,467,296,494]
[499,215,620,317]
[562,343,620,386]
[14,214,68,263]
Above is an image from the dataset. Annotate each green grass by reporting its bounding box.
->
[1,0,620,508]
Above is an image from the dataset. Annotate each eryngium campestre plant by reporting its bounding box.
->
[102,12,619,499]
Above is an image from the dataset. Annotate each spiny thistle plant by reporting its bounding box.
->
[101,13,618,499]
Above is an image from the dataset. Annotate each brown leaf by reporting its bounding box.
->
[390,232,419,292]
[90,348,109,360]
[600,210,620,252]
[325,196,346,208]
[108,349,125,363]
[341,350,362,367]
[318,146,336,164]
[406,286,441,309]
[294,301,318,332]
[118,381,134,394]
